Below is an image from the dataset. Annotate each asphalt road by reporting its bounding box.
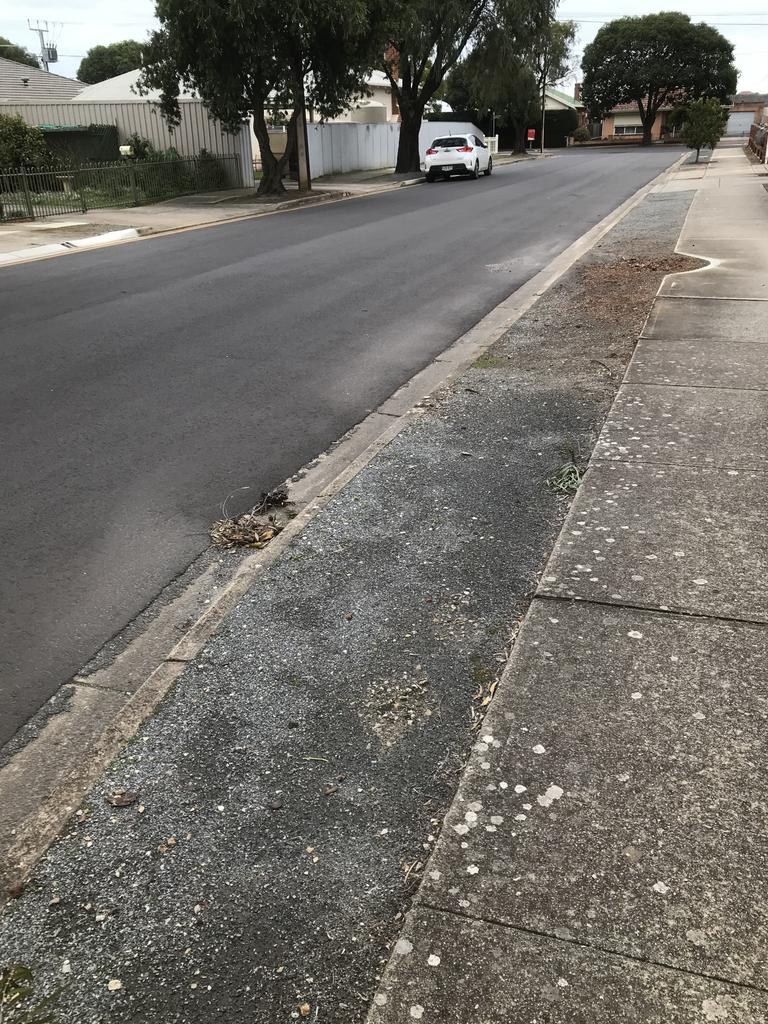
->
[0,146,682,746]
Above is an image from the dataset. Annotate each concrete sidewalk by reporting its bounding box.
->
[369,144,768,1021]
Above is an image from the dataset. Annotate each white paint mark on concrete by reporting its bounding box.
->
[537,785,564,807]
[395,938,414,955]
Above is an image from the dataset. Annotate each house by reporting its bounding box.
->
[0,55,83,103]
[599,100,675,142]
[726,93,766,137]
[322,72,399,124]
[545,86,586,125]
[3,65,253,183]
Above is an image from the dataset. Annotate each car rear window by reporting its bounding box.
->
[431,137,467,148]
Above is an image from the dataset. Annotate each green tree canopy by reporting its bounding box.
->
[679,97,728,161]
[77,41,145,84]
[450,9,573,154]
[384,0,568,172]
[0,114,49,169]
[581,13,737,146]
[141,0,385,194]
[0,36,40,68]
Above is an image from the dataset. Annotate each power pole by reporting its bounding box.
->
[539,37,548,154]
[28,19,54,72]
[294,79,312,191]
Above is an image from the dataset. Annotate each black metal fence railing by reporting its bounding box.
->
[0,153,242,223]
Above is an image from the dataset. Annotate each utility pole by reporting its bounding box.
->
[539,36,548,154]
[294,79,312,191]
[28,19,55,72]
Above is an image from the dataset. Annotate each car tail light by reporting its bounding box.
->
[426,147,437,155]
[457,146,473,153]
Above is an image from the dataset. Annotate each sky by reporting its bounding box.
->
[3,0,767,92]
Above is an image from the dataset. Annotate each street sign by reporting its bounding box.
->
[527,129,536,141]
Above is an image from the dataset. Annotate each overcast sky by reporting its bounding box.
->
[3,0,766,91]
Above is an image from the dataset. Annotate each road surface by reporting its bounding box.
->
[0,146,682,745]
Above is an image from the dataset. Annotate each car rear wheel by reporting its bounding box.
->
[471,160,480,179]
[426,171,436,182]
[484,157,493,176]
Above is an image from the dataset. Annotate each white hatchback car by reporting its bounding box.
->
[424,134,492,182]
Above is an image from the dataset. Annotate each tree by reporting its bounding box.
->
[141,0,385,195]
[535,17,576,151]
[581,13,737,147]
[0,36,40,68]
[443,61,475,116]
[463,37,540,153]
[0,114,49,169]
[678,97,728,161]
[384,0,558,172]
[457,6,573,154]
[77,41,144,84]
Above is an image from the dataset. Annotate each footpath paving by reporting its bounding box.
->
[368,145,768,1021]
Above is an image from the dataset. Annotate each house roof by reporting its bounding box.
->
[0,56,84,102]
[545,87,583,110]
[609,100,674,113]
[73,67,393,105]
[72,68,199,103]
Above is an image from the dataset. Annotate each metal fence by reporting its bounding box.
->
[749,122,767,163]
[0,153,242,222]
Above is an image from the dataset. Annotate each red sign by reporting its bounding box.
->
[527,129,536,141]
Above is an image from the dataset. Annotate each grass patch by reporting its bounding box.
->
[474,354,508,370]
[547,461,584,496]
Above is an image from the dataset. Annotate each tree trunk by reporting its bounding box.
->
[252,106,294,196]
[512,121,527,154]
[395,103,424,173]
[641,113,655,146]
[695,146,701,163]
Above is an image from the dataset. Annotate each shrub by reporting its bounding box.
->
[571,126,591,143]
[0,114,50,169]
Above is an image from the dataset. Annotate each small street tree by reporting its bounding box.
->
[678,97,728,161]
[581,13,737,146]
[0,36,39,68]
[78,41,145,84]
[141,0,385,195]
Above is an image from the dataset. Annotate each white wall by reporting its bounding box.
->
[305,120,485,177]
[307,122,400,176]
[419,121,485,157]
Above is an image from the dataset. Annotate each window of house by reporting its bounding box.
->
[614,124,643,136]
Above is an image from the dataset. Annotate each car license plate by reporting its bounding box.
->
[441,165,452,171]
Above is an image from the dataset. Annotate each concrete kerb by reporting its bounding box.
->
[0,150,688,903]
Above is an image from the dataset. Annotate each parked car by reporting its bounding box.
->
[424,134,492,182]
